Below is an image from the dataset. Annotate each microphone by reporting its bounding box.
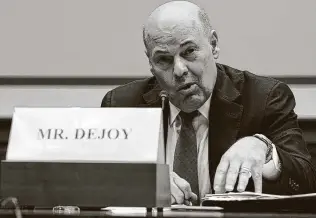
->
[159,90,169,164]
[159,90,168,110]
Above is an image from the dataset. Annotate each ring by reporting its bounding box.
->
[239,167,252,178]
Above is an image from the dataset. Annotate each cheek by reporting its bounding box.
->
[187,51,213,77]
[203,49,214,67]
[187,60,206,78]
[152,68,175,89]
[187,53,216,87]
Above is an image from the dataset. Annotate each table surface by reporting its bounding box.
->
[1,208,316,218]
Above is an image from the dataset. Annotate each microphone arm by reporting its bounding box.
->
[159,90,169,164]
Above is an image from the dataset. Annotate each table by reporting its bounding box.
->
[1,208,316,218]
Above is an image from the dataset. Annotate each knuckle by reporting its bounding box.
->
[221,154,230,162]
[253,157,263,164]
[217,168,227,174]
[226,175,236,183]
[252,171,262,179]
[251,153,264,162]
[227,169,239,175]
[225,178,233,185]
[239,173,246,179]
[184,184,191,193]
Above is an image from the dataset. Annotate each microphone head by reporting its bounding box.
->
[159,90,168,99]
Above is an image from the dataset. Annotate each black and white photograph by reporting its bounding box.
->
[0,0,316,217]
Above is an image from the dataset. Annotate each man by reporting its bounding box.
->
[101,1,316,205]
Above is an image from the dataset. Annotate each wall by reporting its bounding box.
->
[0,0,316,77]
[0,0,315,163]
[0,0,315,118]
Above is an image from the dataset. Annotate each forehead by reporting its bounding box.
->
[147,22,204,56]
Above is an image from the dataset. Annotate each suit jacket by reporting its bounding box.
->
[101,63,316,194]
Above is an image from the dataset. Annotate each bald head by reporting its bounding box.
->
[143,1,212,54]
[141,1,219,112]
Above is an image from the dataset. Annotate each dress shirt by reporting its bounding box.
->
[166,96,281,199]
[166,96,212,199]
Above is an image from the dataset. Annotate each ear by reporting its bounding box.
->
[210,30,220,59]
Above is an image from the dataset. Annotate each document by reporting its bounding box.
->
[201,191,316,202]
[102,205,223,214]
[201,192,316,212]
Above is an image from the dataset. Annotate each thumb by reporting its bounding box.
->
[189,192,198,201]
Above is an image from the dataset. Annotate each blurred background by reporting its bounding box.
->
[0,0,315,162]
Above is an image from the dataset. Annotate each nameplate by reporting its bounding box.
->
[6,108,164,163]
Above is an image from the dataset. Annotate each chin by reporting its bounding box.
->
[182,95,205,112]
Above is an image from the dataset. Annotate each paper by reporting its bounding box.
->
[201,191,316,213]
[101,205,222,214]
[202,191,316,202]
[170,204,223,211]
[101,207,171,215]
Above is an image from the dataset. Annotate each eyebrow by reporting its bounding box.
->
[151,39,197,57]
[151,48,170,58]
[180,39,196,47]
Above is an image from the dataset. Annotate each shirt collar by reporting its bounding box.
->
[169,94,212,125]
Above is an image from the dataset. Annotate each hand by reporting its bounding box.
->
[170,172,198,205]
[214,136,267,194]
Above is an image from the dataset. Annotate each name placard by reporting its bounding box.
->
[6,107,164,163]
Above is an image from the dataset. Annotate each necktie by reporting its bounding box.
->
[173,110,200,204]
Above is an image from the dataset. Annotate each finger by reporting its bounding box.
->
[184,199,192,206]
[189,192,198,201]
[214,156,229,193]
[173,176,192,200]
[173,172,197,202]
[225,160,241,192]
[252,166,263,193]
[237,162,252,192]
[171,177,185,204]
[171,195,176,205]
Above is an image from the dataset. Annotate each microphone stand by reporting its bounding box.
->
[159,91,169,165]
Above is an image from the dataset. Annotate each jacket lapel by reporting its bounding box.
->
[141,85,162,107]
[208,64,244,191]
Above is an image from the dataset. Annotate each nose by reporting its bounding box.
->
[173,56,188,78]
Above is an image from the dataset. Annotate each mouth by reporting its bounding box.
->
[177,82,196,91]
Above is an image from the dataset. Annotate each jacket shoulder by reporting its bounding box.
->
[101,77,152,107]
[219,63,282,95]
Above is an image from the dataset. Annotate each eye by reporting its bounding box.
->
[183,47,196,56]
[157,56,173,65]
